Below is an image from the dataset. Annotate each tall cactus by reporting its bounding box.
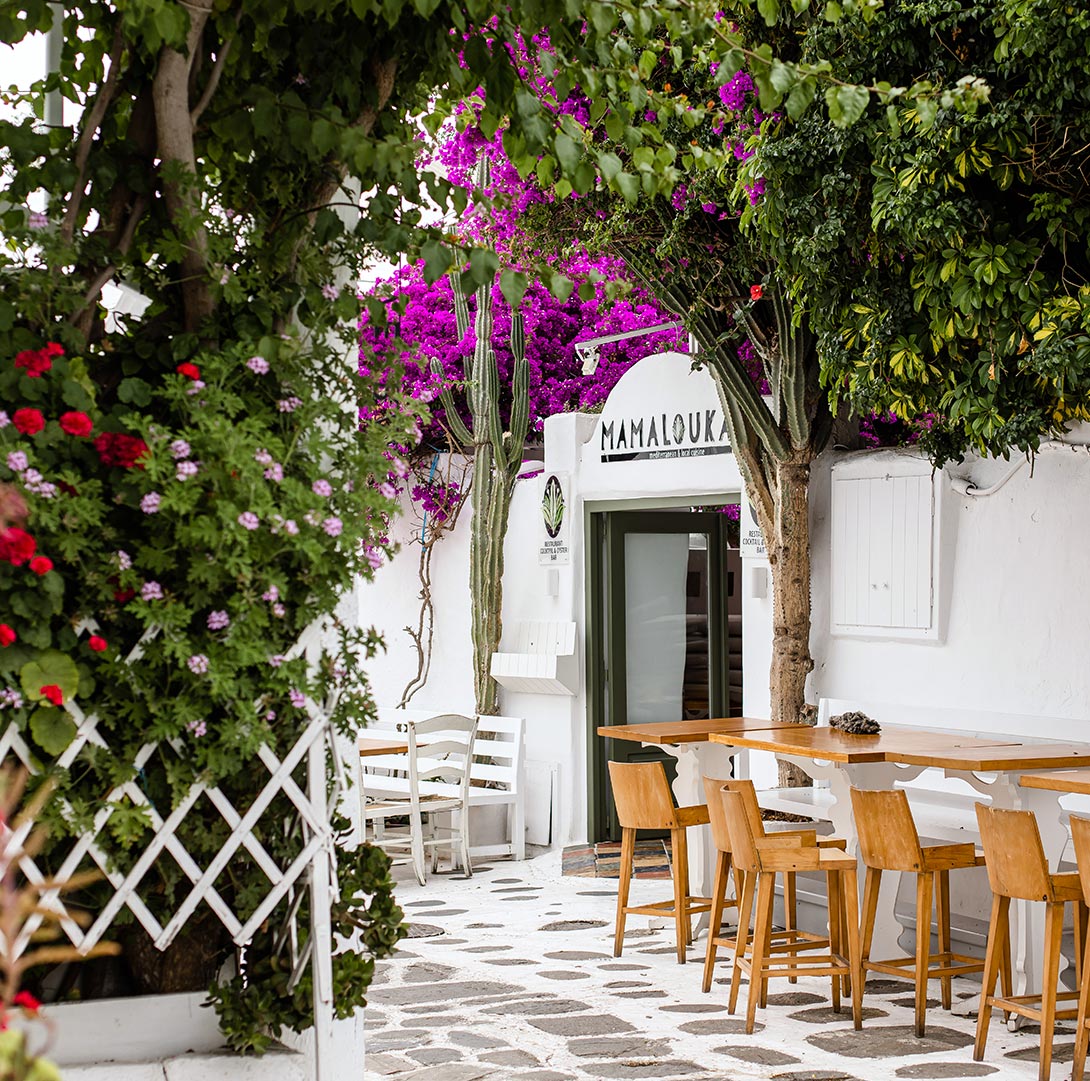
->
[433,159,529,715]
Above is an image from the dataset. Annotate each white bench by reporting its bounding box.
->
[364,707,526,860]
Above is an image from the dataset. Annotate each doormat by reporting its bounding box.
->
[561,839,672,879]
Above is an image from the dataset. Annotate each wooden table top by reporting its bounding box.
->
[1018,769,1090,795]
[358,736,409,757]
[597,717,798,745]
[708,725,1023,765]
[892,743,1090,771]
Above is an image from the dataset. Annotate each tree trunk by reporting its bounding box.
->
[768,456,815,788]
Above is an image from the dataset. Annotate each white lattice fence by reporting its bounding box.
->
[0,624,343,1079]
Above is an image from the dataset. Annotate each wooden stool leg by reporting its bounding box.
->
[784,870,798,984]
[1073,924,1090,1081]
[745,871,775,1035]
[671,827,687,964]
[860,866,882,963]
[1078,900,1089,985]
[1039,901,1064,1081]
[842,865,863,1031]
[613,827,635,958]
[936,869,953,1011]
[677,827,693,946]
[703,851,730,994]
[975,894,1010,1062]
[1000,902,1013,1022]
[729,871,755,1015]
[914,870,933,1038]
[827,868,842,1014]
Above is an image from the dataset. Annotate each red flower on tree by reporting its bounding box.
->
[12,408,45,435]
[88,635,108,652]
[29,555,53,575]
[39,685,63,707]
[0,527,36,566]
[94,432,149,469]
[750,284,763,301]
[59,411,94,437]
[0,625,15,647]
[176,362,201,380]
[12,991,41,1013]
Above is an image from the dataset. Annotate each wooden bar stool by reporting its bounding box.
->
[850,787,989,1036]
[974,803,1085,1081]
[608,760,713,964]
[702,777,847,994]
[721,787,864,1033]
[1067,815,1090,1081]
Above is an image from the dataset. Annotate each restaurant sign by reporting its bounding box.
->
[538,472,571,565]
[596,351,732,465]
[740,493,767,559]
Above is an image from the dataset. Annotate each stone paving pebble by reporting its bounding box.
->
[364,851,1056,1080]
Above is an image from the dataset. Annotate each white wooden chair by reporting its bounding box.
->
[368,708,527,861]
[359,713,478,886]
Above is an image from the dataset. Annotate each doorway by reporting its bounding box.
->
[587,507,741,841]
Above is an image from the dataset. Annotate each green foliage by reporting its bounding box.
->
[745,0,1090,462]
[0,1031,62,1081]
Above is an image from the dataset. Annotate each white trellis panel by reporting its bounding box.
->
[0,624,342,1080]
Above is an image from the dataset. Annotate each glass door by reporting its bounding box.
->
[588,510,730,841]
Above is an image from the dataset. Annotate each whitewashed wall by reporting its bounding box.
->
[360,363,1090,846]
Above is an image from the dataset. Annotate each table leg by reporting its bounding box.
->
[955,771,1069,1004]
[667,741,738,937]
[780,755,926,962]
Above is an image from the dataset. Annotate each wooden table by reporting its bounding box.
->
[709,725,1090,996]
[358,736,410,757]
[599,718,796,912]
[1019,768,1090,795]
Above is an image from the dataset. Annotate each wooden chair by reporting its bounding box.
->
[702,777,847,994]
[974,803,1086,1081]
[1067,815,1090,1081]
[360,714,478,886]
[608,760,712,964]
[721,787,863,1034]
[850,786,990,1036]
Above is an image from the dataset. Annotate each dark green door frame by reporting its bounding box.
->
[586,509,731,841]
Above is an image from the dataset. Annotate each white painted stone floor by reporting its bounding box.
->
[364,851,1065,1081]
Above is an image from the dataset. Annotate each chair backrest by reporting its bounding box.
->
[704,776,733,853]
[975,803,1052,901]
[1070,815,1090,907]
[608,761,676,830]
[721,788,761,873]
[471,714,525,795]
[407,714,478,806]
[850,787,923,871]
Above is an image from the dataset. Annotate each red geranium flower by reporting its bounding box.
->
[12,991,41,1013]
[12,408,45,435]
[59,411,94,437]
[114,587,135,604]
[750,284,763,301]
[0,527,36,566]
[43,342,64,357]
[14,347,54,378]
[88,635,108,652]
[94,432,149,469]
[39,685,63,707]
[176,362,201,380]
[29,555,53,575]
[0,625,15,647]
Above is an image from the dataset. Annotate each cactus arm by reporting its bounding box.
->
[430,356,472,447]
[508,309,529,460]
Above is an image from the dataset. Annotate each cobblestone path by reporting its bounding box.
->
[365,852,1063,1081]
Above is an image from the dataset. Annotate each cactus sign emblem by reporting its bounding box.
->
[539,472,571,565]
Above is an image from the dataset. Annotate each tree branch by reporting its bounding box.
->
[61,24,125,244]
[190,10,241,130]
